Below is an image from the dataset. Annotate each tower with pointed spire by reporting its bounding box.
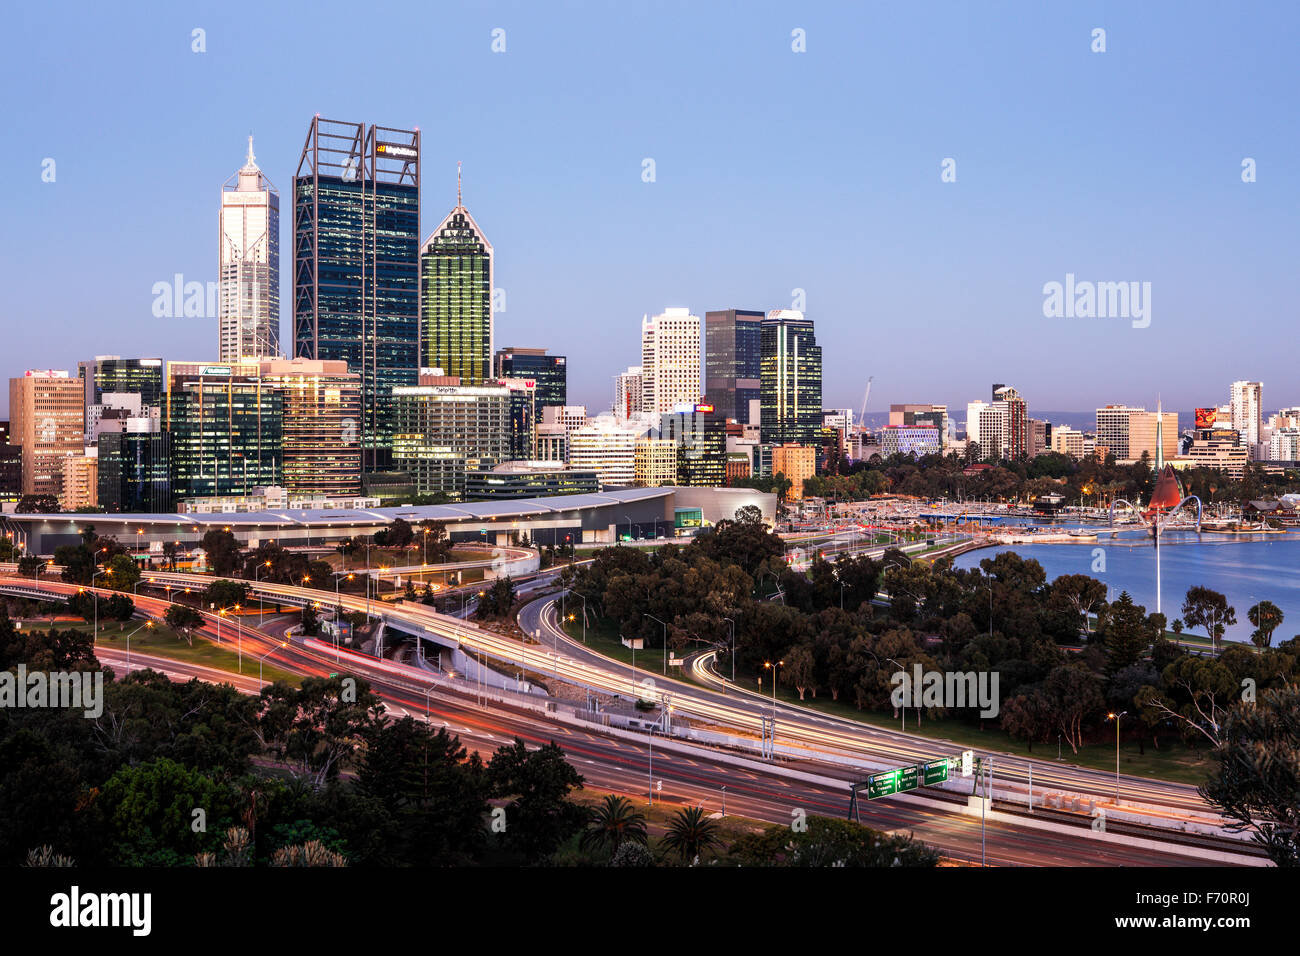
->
[219,134,280,360]
[418,164,493,383]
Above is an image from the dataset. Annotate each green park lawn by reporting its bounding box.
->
[25,620,300,685]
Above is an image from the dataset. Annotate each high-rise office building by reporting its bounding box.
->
[294,117,421,470]
[59,454,98,512]
[421,168,492,385]
[660,403,726,487]
[497,377,538,461]
[760,310,822,447]
[1095,405,1176,463]
[166,361,284,504]
[391,381,509,499]
[966,400,1008,459]
[9,370,85,497]
[991,385,1028,459]
[615,367,643,419]
[220,137,280,360]
[257,358,362,498]
[1230,381,1263,450]
[641,309,701,414]
[634,437,678,487]
[79,357,165,412]
[772,444,816,499]
[98,424,171,514]
[569,415,652,490]
[496,347,565,408]
[78,357,164,443]
[705,309,762,425]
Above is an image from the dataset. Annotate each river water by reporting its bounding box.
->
[951,531,1300,644]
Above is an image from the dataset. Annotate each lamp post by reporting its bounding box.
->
[644,613,668,674]
[122,619,154,665]
[254,560,271,625]
[1107,711,1126,802]
[91,567,106,641]
[763,659,784,713]
[624,514,633,542]
[258,642,287,685]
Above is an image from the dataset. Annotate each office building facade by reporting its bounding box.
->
[391,383,509,499]
[760,310,822,447]
[98,426,171,514]
[220,137,280,360]
[421,173,493,385]
[705,308,762,425]
[641,309,701,414]
[496,347,565,408]
[9,370,86,497]
[166,361,284,504]
[294,117,421,470]
[660,403,726,487]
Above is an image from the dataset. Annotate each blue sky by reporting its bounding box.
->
[2,0,1297,420]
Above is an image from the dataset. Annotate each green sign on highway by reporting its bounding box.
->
[923,758,951,786]
[867,763,919,799]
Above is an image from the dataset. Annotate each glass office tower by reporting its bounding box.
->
[705,309,762,425]
[420,172,493,384]
[760,310,822,447]
[166,362,283,505]
[79,357,165,411]
[97,429,171,513]
[496,347,566,408]
[294,118,420,471]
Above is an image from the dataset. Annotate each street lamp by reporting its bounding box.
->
[258,642,288,684]
[91,567,106,641]
[122,619,154,665]
[254,560,272,625]
[763,659,784,712]
[1106,711,1127,802]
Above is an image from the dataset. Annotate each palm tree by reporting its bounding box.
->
[1247,600,1284,648]
[661,805,722,863]
[580,795,647,856]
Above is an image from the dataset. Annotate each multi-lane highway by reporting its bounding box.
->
[4,572,1261,865]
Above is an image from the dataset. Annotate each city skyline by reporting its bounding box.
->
[4,2,1298,417]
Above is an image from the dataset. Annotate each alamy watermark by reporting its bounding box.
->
[890,664,999,718]
[1042,273,1151,329]
[1,665,103,718]
[1,666,103,718]
[152,273,218,318]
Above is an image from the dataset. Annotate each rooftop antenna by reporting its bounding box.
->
[247,133,255,166]
[457,161,462,207]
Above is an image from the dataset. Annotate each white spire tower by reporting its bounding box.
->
[219,134,281,360]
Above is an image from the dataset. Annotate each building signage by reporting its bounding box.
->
[376,142,417,159]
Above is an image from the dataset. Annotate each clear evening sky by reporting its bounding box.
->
[2,1,1296,419]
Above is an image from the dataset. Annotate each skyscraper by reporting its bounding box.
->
[1230,381,1263,450]
[991,385,1028,459]
[641,308,701,414]
[705,309,762,425]
[9,370,85,497]
[220,137,280,360]
[496,347,565,407]
[421,167,493,385]
[294,117,421,471]
[614,367,643,419]
[760,310,822,447]
[165,362,284,504]
[661,403,726,486]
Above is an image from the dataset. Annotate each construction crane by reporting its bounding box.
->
[858,376,874,426]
